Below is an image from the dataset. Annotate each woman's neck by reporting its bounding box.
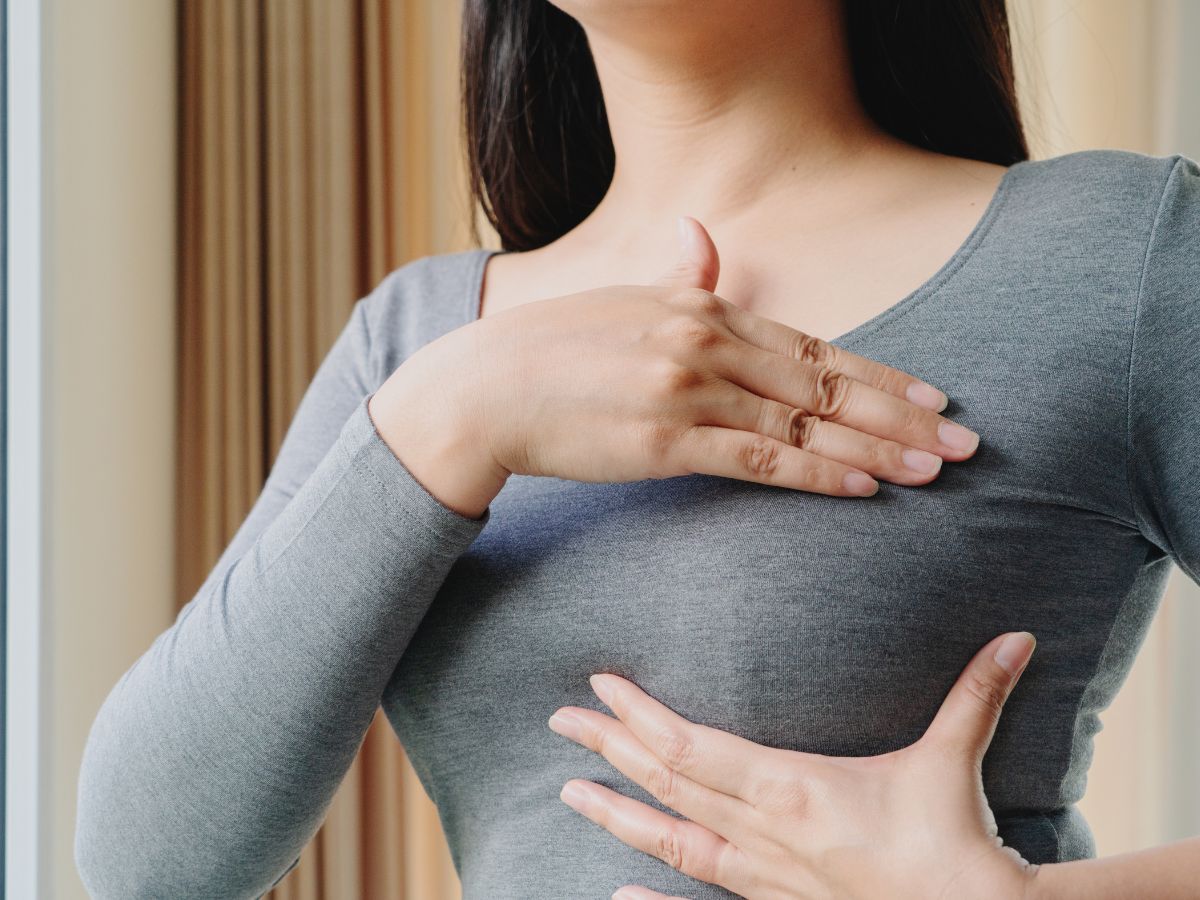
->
[561,0,893,244]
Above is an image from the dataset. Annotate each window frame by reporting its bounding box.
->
[6,0,46,896]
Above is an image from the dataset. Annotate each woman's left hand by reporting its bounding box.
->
[548,631,1040,900]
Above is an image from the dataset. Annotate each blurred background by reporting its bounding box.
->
[8,1,1200,898]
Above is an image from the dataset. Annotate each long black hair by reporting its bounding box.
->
[461,1,1028,252]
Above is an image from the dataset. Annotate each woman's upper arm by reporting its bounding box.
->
[184,292,378,616]
[1127,154,1200,583]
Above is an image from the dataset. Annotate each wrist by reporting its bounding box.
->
[1020,863,1047,900]
[367,375,508,520]
[933,845,1041,900]
[1025,859,1083,900]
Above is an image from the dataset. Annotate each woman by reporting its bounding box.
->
[75,1,1199,898]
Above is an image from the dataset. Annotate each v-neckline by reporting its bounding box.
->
[464,159,1024,348]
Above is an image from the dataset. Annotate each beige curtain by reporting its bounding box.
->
[175,2,481,897]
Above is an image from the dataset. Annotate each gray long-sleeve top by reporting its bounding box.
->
[76,149,1200,899]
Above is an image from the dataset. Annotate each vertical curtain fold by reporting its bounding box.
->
[176,2,469,897]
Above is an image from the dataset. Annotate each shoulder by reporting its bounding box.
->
[353,247,492,381]
[1005,148,1194,235]
[986,149,1198,304]
[1011,147,1186,193]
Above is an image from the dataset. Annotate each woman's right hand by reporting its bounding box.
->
[368,217,979,518]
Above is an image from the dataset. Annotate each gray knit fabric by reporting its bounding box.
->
[75,149,1200,899]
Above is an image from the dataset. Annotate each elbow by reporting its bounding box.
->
[75,761,299,900]
[73,672,305,898]
[73,817,158,900]
[74,832,139,900]
[74,713,172,898]
[73,735,225,898]
[74,821,291,900]
[74,797,288,900]
[74,779,177,899]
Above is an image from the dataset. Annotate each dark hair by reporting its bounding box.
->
[461,1,1028,253]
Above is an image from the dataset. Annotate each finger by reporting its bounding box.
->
[719,302,948,411]
[559,779,743,892]
[612,886,689,900]
[922,631,1036,763]
[714,343,979,460]
[548,706,749,838]
[588,674,775,801]
[675,424,880,497]
[652,216,720,293]
[701,380,943,485]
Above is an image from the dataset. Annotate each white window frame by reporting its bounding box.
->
[6,0,47,896]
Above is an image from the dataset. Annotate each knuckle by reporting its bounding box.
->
[638,418,682,469]
[648,359,706,399]
[667,425,701,477]
[668,364,709,394]
[786,409,821,450]
[900,402,928,438]
[878,367,911,397]
[809,367,852,418]
[860,437,891,471]
[585,721,607,756]
[655,826,687,871]
[790,332,835,367]
[672,287,726,320]
[964,671,1008,716]
[656,726,697,772]
[646,763,679,805]
[663,314,725,353]
[737,435,784,478]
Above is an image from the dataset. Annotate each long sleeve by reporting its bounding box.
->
[1127,154,1200,583]
[74,279,491,899]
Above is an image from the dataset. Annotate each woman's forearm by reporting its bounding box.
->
[1029,836,1200,899]
[74,297,493,899]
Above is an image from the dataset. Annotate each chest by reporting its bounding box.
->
[387,368,1141,742]
[384,294,1147,768]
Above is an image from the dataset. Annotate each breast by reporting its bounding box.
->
[388,436,1143,768]
[381,322,1161,879]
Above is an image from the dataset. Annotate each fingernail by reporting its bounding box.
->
[548,711,583,742]
[613,891,639,900]
[676,215,691,252]
[907,382,948,411]
[560,781,590,811]
[843,471,878,496]
[902,448,942,475]
[937,420,979,453]
[589,673,616,705]
[994,632,1036,676]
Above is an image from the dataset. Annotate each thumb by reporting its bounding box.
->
[652,215,720,292]
[922,631,1036,763]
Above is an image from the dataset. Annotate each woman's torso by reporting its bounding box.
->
[373,149,1180,899]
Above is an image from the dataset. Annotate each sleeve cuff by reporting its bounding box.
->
[341,393,492,544]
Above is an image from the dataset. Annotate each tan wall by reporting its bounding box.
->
[44,1,177,896]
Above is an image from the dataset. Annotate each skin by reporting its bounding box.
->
[365,0,1200,894]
